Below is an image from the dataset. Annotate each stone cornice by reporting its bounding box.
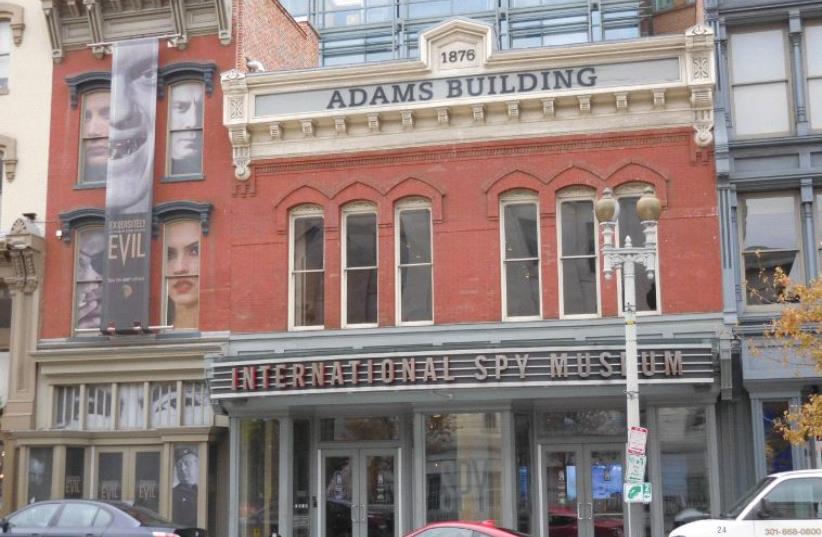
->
[33,338,226,363]
[222,20,716,181]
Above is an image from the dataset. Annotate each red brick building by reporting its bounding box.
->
[207,18,726,537]
[3,0,316,532]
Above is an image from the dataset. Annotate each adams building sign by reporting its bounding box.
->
[209,345,715,399]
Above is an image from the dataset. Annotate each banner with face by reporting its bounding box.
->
[102,38,158,333]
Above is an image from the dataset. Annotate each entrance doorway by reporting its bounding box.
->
[321,448,398,537]
[540,444,625,537]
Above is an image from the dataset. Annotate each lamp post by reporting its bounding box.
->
[594,186,662,537]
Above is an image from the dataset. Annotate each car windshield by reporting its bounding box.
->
[109,503,173,526]
[721,477,776,519]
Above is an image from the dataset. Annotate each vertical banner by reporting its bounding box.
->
[102,38,158,333]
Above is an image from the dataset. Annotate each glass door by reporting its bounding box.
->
[360,450,397,537]
[321,448,399,537]
[585,445,624,537]
[542,446,583,537]
[323,450,356,537]
[541,444,625,537]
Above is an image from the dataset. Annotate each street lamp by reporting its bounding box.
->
[594,186,661,537]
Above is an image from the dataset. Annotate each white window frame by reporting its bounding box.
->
[85,383,114,430]
[615,183,661,317]
[117,381,148,430]
[166,81,205,177]
[0,20,9,92]
[288,204,325,331]
[342,202,379,328]
[395,198,434,326]
[738,191,804,310]
[52,384,83,430]
[728,26,793,138]
[500,190,542,321]
[557,187,601,319]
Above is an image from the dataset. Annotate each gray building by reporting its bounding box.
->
[706,0,822,508]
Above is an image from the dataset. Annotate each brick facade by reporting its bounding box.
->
[234,0,319,72]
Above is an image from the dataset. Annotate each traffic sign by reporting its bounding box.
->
[627,426,648,455]
[624,482,652,504]
[626,454,646,483]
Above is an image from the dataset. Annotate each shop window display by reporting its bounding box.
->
[658,407,709,534]
[172,445,199,526]
[28,447,53,503]
[64,447,85,498]
[239,419,280,537]
[425,413,502,522]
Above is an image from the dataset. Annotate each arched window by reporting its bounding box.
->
[557,186,599,318]
[289,204,324,330]
[500,190,541,320]
[395,197,433,325]
[342,202,378,327]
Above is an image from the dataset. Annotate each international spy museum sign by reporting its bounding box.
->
[254,58,680,118]
[210,346,713,398]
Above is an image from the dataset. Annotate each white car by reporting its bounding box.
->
[670,470,822,537]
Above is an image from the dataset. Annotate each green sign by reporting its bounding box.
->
[624,482,652,504]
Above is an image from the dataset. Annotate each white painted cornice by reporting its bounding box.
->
[222,19,715,179]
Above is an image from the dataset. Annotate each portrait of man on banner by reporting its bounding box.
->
[102,38,159,332]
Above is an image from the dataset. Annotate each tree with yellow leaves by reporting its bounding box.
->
[766,271,822,444]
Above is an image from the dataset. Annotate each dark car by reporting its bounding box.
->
[0,499,206,537]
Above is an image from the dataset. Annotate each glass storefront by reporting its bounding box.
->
[424,413,502,522]
[239,419,280,537]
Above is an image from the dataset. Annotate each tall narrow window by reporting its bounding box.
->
[805,25,822,131]
[182,381,211,426]
[501,193,541,319]
[558,192,598,317]
[53,385,81,430]
[0,21,9,90]
[74,226,105,331]
[343,205,378,326]
[740,194,802,306]
[290,207,324,329]
[163,220,201,329]
[119,383,145,429]
[79,91,111,183]
[617,190,658,313]
[167,82,204,177]
[729,29,791,137]
[396,201,432,324]
[150,382,178,428]
[86,384,113,429]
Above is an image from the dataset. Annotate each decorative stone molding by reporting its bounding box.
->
[0,135,17,181]
[83,0,104,58]
[223,19,716,163]
[58,207,104,243]
[41,0,63,62]
[301,119,315,137]
[229,127,251,180]
[65,71,111,109]
[5,217,44,294]
[153,200,213,237]
[0,3,25,45]
[691,88,714,147]
[169,0,188,50]
[157,62,217,99]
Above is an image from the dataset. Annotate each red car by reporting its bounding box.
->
[404,520,530,537]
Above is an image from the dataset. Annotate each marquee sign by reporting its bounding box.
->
[253,58,680,118]
[209,345,715,399]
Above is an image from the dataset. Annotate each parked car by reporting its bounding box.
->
[404,520,529,537]
[0,499,206,537]
[669,469,822,537]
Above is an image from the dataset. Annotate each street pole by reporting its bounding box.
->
[595,187,661,537]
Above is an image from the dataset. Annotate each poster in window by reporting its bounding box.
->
[134,451,160,512]
[75,228,105,330]
[27,447,53,503]
[172,444,199,526]
[169,82,203,175]
[64,447,85,498]
[97,452,123,501]
[164,220,200,329]
[102,38,158,333]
